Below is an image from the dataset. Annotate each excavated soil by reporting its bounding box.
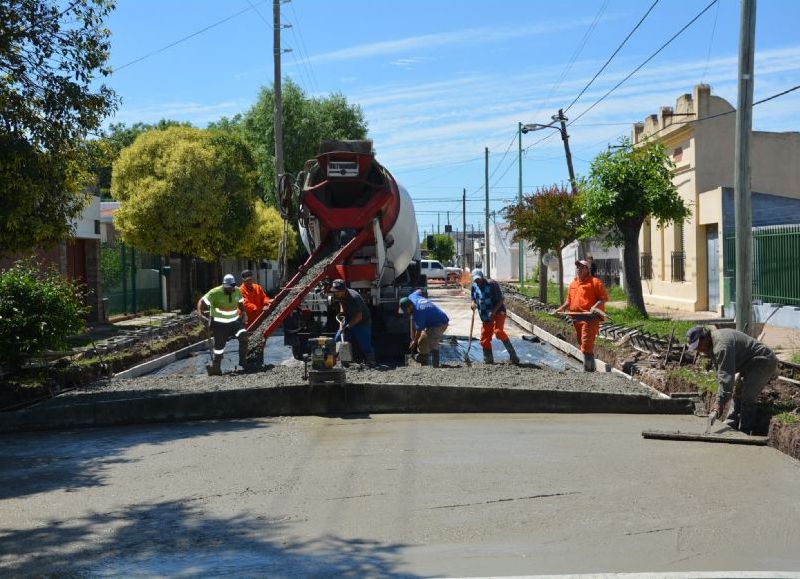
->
[45,363,659,407]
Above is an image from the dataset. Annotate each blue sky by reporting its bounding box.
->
[105,0,800,237]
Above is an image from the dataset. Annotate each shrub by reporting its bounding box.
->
[0,258,89,370]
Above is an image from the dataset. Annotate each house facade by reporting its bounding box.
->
[634,84,800,313]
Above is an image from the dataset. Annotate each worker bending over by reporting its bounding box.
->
[470,269,519,364]
[556,259,608,372]
[239,269,271,330]
[399,290,449,367]
[687,325,778,434]
[197,274,249,375]
[330,279,375,365]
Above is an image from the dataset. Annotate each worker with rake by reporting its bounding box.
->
[197,274,249,375]
[556,259,608,372]
[470,269,520,365]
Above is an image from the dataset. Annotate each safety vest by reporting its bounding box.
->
[201,285,243,323]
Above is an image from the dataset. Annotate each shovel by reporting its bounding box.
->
[464,307,475,366]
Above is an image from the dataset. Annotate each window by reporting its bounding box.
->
[432,262,443,269]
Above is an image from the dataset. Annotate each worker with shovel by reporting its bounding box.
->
[687,325,778,434]
[197,274,249,375]
[330,279,375,366]
[399,291,449,367]
[555,259,608,372]
[470,269,519,364]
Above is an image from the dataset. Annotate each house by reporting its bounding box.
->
[479,222,539,282]
[633,84,800,314]
[0,195,103,322]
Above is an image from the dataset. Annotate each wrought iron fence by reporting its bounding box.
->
[670,251,685,282]
[725,224,800,306]
[640,252,652,280]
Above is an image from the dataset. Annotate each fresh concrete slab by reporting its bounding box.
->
[1,414,798,576]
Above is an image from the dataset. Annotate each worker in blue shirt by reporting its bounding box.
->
[399,290,449,367]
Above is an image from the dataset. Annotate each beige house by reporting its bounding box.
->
[633,84,800,314]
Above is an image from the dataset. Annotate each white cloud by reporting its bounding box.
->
[108,99,249,126]
[390,57,425,69]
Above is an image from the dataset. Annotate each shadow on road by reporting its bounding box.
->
[0,498,418,577]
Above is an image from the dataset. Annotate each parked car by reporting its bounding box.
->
[421,260,461,283]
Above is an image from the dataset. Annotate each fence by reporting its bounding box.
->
[725,224,800,306]
[101,241,164,316]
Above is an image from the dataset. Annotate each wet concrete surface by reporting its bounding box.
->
[1,413,799,577]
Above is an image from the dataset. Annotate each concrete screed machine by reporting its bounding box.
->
[243,140,424,381]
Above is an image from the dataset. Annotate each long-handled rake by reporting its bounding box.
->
[464,307,475,366]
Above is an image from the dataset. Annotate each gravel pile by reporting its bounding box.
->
[45,363,660,407]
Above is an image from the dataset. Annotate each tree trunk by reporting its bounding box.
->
[538,253,548,304]
[557,249,565,303]
[622,224,647,316]
[180,254,193,313]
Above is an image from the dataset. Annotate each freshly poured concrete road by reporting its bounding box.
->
[1,414,799,577]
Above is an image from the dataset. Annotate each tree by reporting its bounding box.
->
[504,185,583,303]
[111,126,258,310]
[86,120,193,199]
[236,199,298,261]
[424,234,455,263]
[211,79,368,206]
[583,139,690,316]
[0,258,88,371]
[0,0,117,255]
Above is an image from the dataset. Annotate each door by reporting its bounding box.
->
[706,225,719,312]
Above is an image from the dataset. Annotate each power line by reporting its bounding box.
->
[563,0,660,114]
[700,0,722,84]
[567,0,720,127]
[288,2,320,94]
[114,1,270,73]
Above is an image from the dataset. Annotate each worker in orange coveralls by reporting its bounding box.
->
[555,259,608,372]
[239,269,271,330]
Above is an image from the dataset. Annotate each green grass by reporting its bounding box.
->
[791,352,800,365]
[667,367,718,394]
[605,305,696,338]
[774,412,800,425]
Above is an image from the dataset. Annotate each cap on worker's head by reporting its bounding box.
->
[398,296,412,314]
[471,268,485,281]
[240,269,253,281]
[331,279,347,291]
[575,259,590,269]
[222,274,236,288]
[686,325,708,351]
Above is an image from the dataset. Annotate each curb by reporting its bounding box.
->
[0,383,693,434]
[113,340,208,379]
[505,309,671,400]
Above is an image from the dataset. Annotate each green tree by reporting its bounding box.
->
[111,126,258,311]
[236,199,298,261]
[583,139,690,316]
[504,185,583,303]
[216,79,368,206]
[422,234,455,264]
[0,0,117,255]
[0,259,89,371]
[86,120,193,198]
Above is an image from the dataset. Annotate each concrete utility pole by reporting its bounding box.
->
[437,212,440,234]
[273,0,287,282]
[555,109,577,195]
[462,188,467,270]
[517,122,525,287]
[485,147,490,278]
[734,0,756,334]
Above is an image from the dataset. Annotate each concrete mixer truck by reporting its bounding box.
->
[243,140,423,369]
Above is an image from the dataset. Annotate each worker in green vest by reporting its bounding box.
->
[197,274,249,375]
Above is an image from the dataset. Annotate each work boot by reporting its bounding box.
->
[483,348,494,364]
[236,332,250,369]
[207,354,223,376]
[502,339,520,365]
[725,398,742,428]
[738,403,758,435]
[431,350,441,368]
[583,353,596,372]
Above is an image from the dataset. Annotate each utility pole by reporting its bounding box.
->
[462,188,467,270]
[517,122,525,288]
[437,212,440,234]
[555,109,577,195]
[274,0,287,282]
[484,147,490,278]
[735,0,756,334]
